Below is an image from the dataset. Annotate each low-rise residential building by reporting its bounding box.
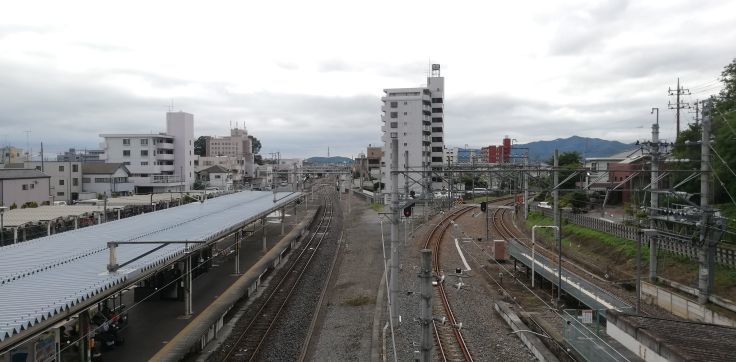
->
[253,165,273,190]
[81,163,134,196]
[7,161,83,203]
[0,169,51,207]
[197,165,232,190]
[194,155,253,184]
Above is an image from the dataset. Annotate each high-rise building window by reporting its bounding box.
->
[72,178,78,186]
[141,139,148,146]
[59,165,64,172]
[72,164,78,172]
[390,122,398,128]
[59,179,64,186]
[390,112,398,118]
[141,150,149,156]
[123,139,130,146]
[390,101,398,108]
[123,150,130,157]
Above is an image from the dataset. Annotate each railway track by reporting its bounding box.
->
[423,205,475,362]
[217,190,336,361]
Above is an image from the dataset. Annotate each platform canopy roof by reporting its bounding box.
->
[0,191,300,345]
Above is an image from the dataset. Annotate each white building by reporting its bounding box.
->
[81,163,134,196]
[444,147,457,165]
[100,111,195,193]
[205,127,255,182]
[380,64,445,197]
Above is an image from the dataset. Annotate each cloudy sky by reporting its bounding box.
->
[1,0,734,158]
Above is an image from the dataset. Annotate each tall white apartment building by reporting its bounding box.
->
[381,64,445,197]
[100,111,194,193]
[205,127,255,181]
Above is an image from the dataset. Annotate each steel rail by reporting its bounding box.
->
[423,205,475,362]
[220,189,336,361]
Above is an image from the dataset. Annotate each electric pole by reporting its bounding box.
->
[697,99,722,304]
[389,137,400,326]
[649,108,660,281]
[668,77,691,138]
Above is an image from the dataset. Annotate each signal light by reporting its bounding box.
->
[403,204,413,217]
[480,202,487,212]
[410,190,416,199]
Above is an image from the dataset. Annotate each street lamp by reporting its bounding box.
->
[637,228,657,314]
[531,225,559,288]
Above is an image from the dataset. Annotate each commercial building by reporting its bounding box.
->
[367,146,382,177]
[56,148,104,163]
[380,64,445,196]
[100,111,195,193]
[205,127,255,183]
[0,169,51,207]
[0,146,24,164]
[484,136,512,164]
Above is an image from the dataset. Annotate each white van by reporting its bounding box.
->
[53,201,67,206]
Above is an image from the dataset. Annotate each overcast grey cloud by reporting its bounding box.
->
[0,0,734,158]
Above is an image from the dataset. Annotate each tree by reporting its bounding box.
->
[712,58,736,205]
[194,136,209,156]
[249,135,262,154]
[254,154,264,166]
[547,151,582,190]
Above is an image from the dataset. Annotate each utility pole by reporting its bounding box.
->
[524,151,529,220]
[668,77,691,138]
[691,99,700,126]
[419,249,432,362]
[650,108,660,281]
[389,137,401,326]
[698,99,720,304]
[553,149,560,240]
[553,149,562,305]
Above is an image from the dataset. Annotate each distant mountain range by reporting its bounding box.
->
[304,136,634,164]
[518,136,636,162]
[305,156,353,164]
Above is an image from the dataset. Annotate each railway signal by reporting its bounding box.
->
[480,201,487,212]
[404,203,414,217]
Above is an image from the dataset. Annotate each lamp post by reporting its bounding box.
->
[531,225,559,288]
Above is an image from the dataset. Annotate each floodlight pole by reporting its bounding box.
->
[531,225,558,288]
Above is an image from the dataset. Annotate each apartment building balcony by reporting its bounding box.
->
[160,164,175,172]
[156,153,175,161]
[156,142,174,150]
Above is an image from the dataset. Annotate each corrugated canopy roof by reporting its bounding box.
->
[0,205,109,227]
[0,191,300,344]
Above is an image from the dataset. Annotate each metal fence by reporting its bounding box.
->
[562,309,632,362]
[531,206,736,268]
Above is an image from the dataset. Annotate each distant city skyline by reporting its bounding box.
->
[1,0,734,158]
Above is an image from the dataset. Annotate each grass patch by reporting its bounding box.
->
[369,202,384,213]
[526,212,736,299]
[526,211,649,261]
[343,295,374,306]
